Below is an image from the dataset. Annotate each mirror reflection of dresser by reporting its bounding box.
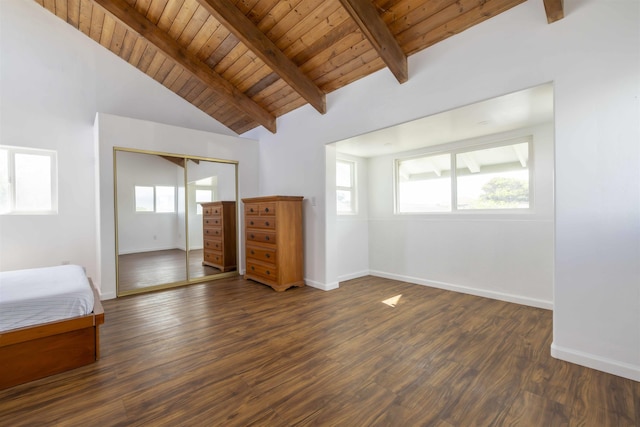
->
[200,201,237,273]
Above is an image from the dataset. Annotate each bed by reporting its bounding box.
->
[0,265,104,390]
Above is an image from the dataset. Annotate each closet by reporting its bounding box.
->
[114,148,238,296]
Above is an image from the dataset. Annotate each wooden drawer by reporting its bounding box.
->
[204,217,223,227]
[246,260,277,283]
[258,203,276,216]
[245,217,275,230]
[246,230,276,245]
[245,203,259,216]
[246,244,276,264]
[204,227,223,238]
[204,251,224,266]
[204,239,223,251]
[203,204,224,216]
[245,203,276,216]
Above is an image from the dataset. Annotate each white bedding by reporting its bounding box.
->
[0,264,95,332]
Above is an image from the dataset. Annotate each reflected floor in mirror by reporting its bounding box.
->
[118,249,223,293]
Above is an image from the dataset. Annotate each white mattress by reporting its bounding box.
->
[0,264,95,332]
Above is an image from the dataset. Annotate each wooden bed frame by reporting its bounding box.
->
[0,280,104,390]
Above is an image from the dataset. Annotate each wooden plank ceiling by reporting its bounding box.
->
[34,0,563,134]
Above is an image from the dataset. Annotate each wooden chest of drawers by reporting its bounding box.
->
[201,201,236,272]
[242,196,304,291]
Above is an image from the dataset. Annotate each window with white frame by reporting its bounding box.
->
[135,185,176,213]
[396,138,531,213]
[193,176,216,214]
[0,145,57,214]
[336,159,357,214]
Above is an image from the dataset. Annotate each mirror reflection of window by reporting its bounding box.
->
[192,176,216,214]
[155,186,176,213]
[134,186,154,212]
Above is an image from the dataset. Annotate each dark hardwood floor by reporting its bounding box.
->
[118,249,224,293]
[1,276,637,426]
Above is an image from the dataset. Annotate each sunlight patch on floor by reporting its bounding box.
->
[382,294,402,307]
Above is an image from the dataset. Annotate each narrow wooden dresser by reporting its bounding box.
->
[242,196,304,291]
[201,201,237,272]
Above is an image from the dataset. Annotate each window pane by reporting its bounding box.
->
[135,186,154,212]
[14,153,52,211]
[0,149,9,213]
[195,189,212,203]
[336,161,353,188]
[337,190,352,213]
[195,189,212,215]
[397,153,451,212]
[155,186,175,213]
[456,143,529,209]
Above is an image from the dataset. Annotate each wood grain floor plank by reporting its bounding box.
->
[0,275,637,426]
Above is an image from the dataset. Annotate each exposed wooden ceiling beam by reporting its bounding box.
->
[196,0,327,115]
[93,0,276,133]
[338,0,408,84]
[543,0,564,23]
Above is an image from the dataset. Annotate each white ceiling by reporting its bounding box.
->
[333,83,554,158]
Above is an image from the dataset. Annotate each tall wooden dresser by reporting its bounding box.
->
[242,196,304,291]
[201,201,237,272]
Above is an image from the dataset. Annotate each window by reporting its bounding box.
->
[135,185,176,213]
[336,159,357,214]
[397,153,451,213]
[155,186,176,213]
[193,177,216,214]
[0,145,57,214]
[135,186,154,212]
[396,138,531,213]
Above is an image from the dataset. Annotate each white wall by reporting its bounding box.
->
[0,0,235,277]
[245,0,640,380]
[364,124,554,308]
[97,113,259,300]
[335,153,370,282]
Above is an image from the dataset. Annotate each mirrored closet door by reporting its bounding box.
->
[114,149,238,296]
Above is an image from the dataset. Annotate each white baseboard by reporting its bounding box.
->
[337,270,371,282]
[551,342,640,381]
[118,246,181,255]
[368,270,553,310]
[305,278,339,291]
[99,290,117,300]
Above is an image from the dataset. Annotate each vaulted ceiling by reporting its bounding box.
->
[34,0,563,134]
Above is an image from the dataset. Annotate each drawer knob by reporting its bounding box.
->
[265,208,270,213]
[265,254,270,259]
[250,250,255,255]
[250,208,255,213]
[250,221,254,225]
[251,266,255,271]
[266,270,270,275]
[265,221,270,226]
[265,236,270,241]
[250,234,255,239]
